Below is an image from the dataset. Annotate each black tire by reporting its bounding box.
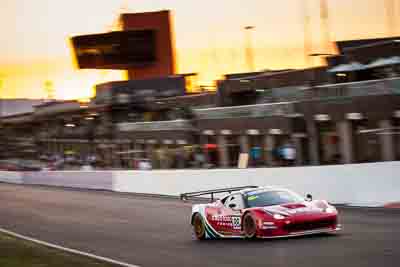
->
[243,213,257,239]
[193,213,206,240]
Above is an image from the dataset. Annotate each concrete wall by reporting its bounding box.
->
[22,171,113,190]
[1,162,399,207]
[0,171,23,184]
[113,162,400,206]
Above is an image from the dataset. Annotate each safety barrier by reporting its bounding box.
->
[21,171,114,190]
[1,161,399,207]
[112,161,400,207]
[0,171,23,184]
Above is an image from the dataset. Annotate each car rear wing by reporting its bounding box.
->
[180,185,259,202]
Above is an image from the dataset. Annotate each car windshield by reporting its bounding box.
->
[246,190,304,208]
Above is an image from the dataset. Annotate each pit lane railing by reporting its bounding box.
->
[180,185,259,202]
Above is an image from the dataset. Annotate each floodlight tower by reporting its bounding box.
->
[320,0,332,56]
[384,0,396,36]
[301,0,313,67]
[244,26,255,72]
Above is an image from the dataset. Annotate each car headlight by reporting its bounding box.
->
[273,214,286,220]
[325,206,336,213]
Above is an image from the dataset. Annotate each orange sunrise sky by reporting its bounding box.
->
[0,0,399,100]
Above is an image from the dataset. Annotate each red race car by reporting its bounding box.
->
[181,186,341,240]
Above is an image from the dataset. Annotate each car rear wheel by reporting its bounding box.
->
[193,213,206,240]
[243,213,257,239]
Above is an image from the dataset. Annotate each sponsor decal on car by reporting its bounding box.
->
[210,215,241,230]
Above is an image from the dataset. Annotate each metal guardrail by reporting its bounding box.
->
[194,102,295,120]
[117,119,194,132]
[263,78,400,102]
[34,102,82,116]
[307,78,400,99]
[180,185,259,202]
[194,78,400,120]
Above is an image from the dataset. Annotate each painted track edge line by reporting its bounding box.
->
[0,227,141,267]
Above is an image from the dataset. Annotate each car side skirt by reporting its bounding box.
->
[259,226,342,239]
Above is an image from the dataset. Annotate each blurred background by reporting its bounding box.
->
[0,0,400,171]
[1,0,399,99]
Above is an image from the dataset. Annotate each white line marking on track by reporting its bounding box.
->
[0,227,141,267]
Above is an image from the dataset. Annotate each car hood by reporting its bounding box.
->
[262,201,327,216]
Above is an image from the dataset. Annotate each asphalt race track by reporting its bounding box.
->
[0,183,399,267]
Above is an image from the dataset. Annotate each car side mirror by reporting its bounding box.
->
[229,203,237,209]
[306,194,313,201]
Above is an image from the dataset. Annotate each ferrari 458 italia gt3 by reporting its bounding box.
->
[182,186,341,240]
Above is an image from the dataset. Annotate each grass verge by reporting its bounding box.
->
[0,231,120,267]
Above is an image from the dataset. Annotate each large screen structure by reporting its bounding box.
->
[71,30,157,69]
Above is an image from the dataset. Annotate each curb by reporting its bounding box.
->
[384,202,400,209]
[0,227,141,267]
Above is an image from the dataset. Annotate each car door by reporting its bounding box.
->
[210,193,244,236]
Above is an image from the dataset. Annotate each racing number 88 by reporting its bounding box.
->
[232,216,241,229]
